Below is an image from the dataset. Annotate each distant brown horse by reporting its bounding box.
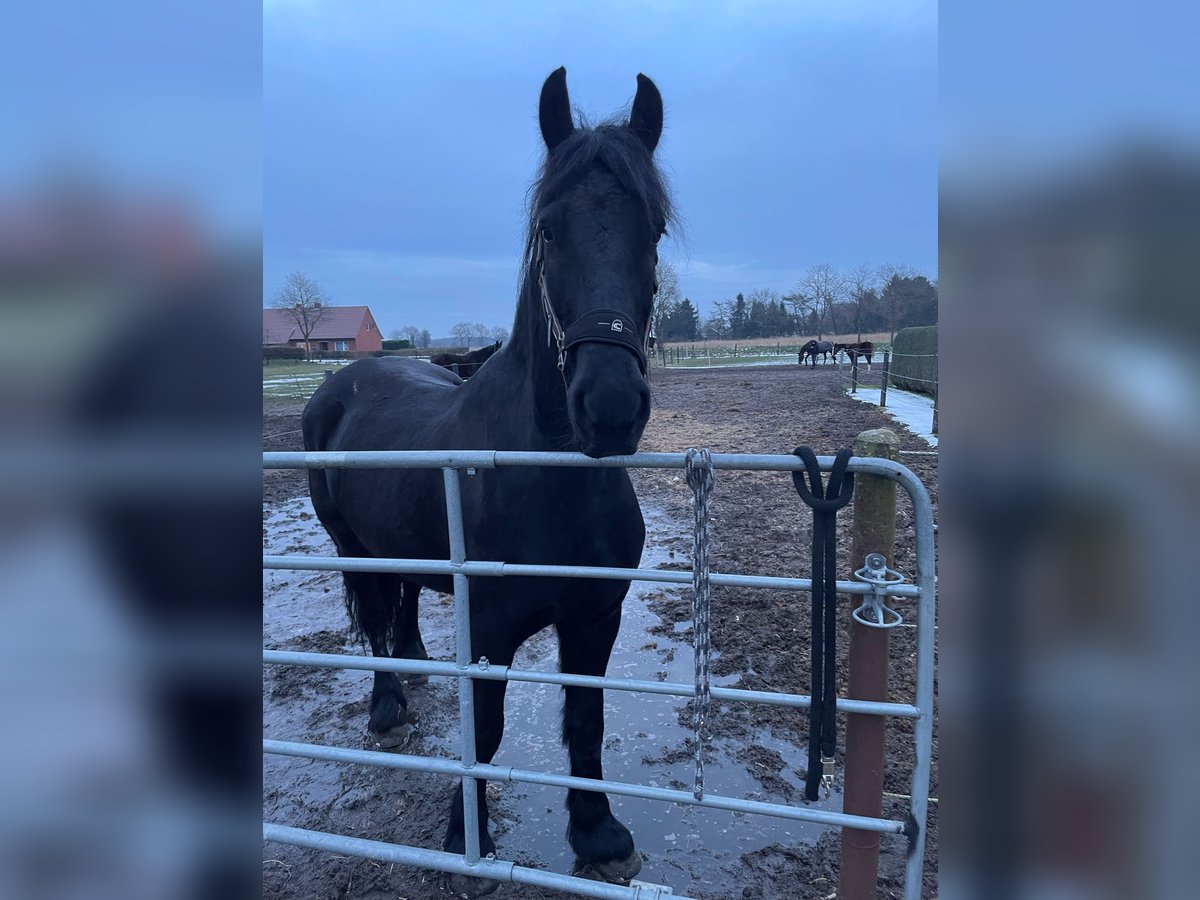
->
[834,340,874,370]
[430,340,501,378]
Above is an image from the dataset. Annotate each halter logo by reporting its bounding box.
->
[607,319,624,333]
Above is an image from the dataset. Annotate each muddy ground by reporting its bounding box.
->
[263,364,938,899]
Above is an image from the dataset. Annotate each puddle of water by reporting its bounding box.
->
[488,504,838,890]
[263,495,837,894]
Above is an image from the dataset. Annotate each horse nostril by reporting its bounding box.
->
[637,382,651,421]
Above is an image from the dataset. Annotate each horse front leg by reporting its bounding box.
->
[557,604,641,883]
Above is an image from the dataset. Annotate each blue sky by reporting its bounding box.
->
[264,1,937,338]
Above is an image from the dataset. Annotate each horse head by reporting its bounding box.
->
[529,68,671,457]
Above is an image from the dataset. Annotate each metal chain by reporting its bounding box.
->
[534,237,567,372]
[685,447,715,800]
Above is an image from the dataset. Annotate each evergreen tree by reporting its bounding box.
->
[677,298,700,341]
[729,293,749,338]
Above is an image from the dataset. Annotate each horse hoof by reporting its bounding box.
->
[367,722,411,750]
[445,871,500,898]
[403,673,429,686]
[585,850,642,884]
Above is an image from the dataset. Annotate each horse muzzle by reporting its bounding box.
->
[565,343,650,458]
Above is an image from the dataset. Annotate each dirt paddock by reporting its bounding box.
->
[263,364,938,899]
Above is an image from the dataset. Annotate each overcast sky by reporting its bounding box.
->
[264,1,936,338]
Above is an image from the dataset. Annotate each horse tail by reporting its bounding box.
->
[302,383,385,646]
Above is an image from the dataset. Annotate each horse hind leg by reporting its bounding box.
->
[344,571,411,748]
[388,576,430,685]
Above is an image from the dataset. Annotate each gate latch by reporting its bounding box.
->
[852,552,905,629]
[821,754,836,796]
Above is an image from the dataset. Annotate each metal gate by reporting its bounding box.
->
[262,449,936,899]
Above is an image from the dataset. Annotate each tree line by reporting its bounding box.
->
[388,325,433,348]
[653,261,938,343]
[388,323,509,349]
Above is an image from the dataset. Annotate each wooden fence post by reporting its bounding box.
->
[880,350,890,408]
[838,427,900,900]
[932,381,939,435]
[324,369,333,381]
[851,354,859,394]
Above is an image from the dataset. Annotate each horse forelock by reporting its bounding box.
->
[519,119,676,288]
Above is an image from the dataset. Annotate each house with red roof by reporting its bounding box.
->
[262,305,383,353]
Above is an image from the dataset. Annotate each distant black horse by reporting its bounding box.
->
[834,340,874,369]
[799,339,834,367]
[430,340,501,378]
[303,68,668,896]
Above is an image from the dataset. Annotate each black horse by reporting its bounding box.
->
[833,340,874,369]
[430,340,502,378]
[302,68,669,896]
[799,339,834,367]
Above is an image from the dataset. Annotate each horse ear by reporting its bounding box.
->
[539,66,574,151]
[629,73,663,152]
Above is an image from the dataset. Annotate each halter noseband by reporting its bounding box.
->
[533,234,651,380]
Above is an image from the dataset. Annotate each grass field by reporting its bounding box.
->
[262,359,356,410]
[263,331,895,406]
[652,331,892,368]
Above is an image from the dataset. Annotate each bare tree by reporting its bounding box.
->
[846,263,879,342]
[705,298,734,339]
[470,323,491,344]
[747,288,779,305]
[389,325,423,346]
[419,329,432,349]
[652,260,681,341]
[488,326,509,343]
[450,322,474,346]
[794,264,845,338]
[272,272,331,360]
[782,291,816,333]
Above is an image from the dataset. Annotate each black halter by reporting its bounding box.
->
[533,234,651,378]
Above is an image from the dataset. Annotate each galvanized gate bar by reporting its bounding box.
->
[264,823,696,900]
[262,553,923,598]
[265,738,907,834]
[905,456,937,900]
[442,467,481,865]
[263,648,922,718]
[263,449,916,478]
[263,449,937,900]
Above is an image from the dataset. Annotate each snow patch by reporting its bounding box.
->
[846,387,938,447]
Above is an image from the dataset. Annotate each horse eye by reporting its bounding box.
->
[652,230,662,245]
[541,227,555,243]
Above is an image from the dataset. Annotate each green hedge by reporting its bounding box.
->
[889,325,937,395]
[263,345,306,362]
